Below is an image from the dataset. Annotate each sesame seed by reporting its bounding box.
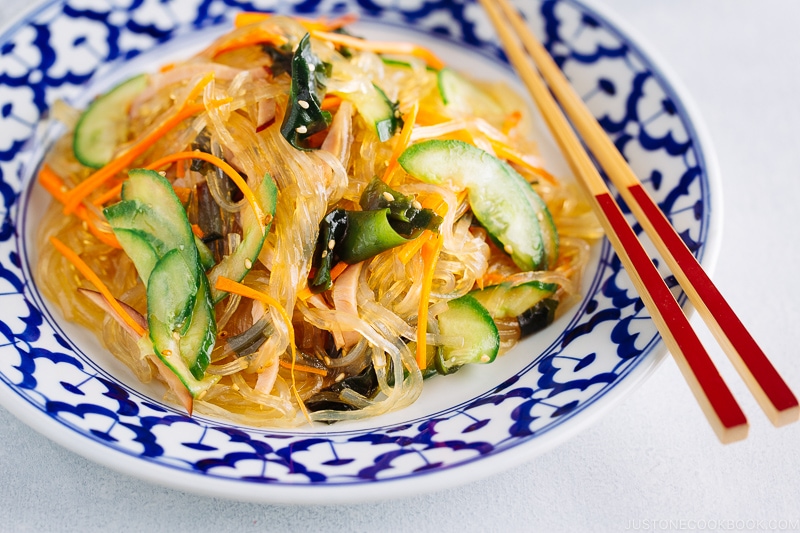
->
[179,244,185,250]
[382,191,395,202]
[411,200,422,210]
[328,239,336,250]
[298,99,310,109]
[197,390,208,400]
[394,110,400,118]
[295,125,308,134]
[173,332,181,341]
[158,171,166,177]
[335,372,346,382]
[244,258,253,269]
[161,349,172,356]
[323,356,332,366]
[480,354,491,363]
[503,244,514,254]
[308,63,316,72]
[60,185,68,193]
[232,383,240,391]
[321,250,328,258]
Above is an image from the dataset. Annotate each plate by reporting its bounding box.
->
[0,0,719,503]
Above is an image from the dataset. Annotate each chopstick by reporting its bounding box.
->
[485,0,800,430]
[478,0,796,442]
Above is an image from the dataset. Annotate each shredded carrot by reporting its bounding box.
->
[172,186,192,205]
[234,12,358,32]
[233,11,271,28]
[175,159,186,179]
[383,102,418,185]
[63,74,221,215]
[397,193,451,264]
[397,229,433,265]
[415,107,451,126]
[490,141,559,185]
[320,95,342,112]
[62,103,205,214]
[311,30,445,70]
[212,30,288,58]
[501,110,522,135]
[185,72,215,103]
[297,260,349,301]
[278,360,327,377]
[416,232,443,370]
[191,224,205,239]
[38,166,121,249]
[50,236,146,337]
[213,276,308,420]
[91,182,122,207]
[145,151,266,234]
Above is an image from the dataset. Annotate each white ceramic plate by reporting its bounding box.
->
[0,0,719,503]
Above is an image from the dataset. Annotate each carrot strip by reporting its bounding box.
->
[212,30,288,58]
[62,103,205,214]
[311,31,445,69]
[213,277,308,419]
[416,232,443,370]
[191,224,205,239]
[320,95,342,112]
[491,141,559,185]
[234,12,358,32]
[185,72,215,103]
[501,110,522,135]
[175,159,186,179]
[50,236,145,337]
[91,182,122,206]
[278,360,327,377]
[145,151,266,234]
[383,102,418,185]
[297,260,349,301]
[39,166,121,248]
[398,229,434,265]
[172,186,192,205]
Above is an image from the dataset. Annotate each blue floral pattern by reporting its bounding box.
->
[0,0,711,493]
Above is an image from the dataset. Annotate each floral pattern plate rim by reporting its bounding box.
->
[0,0,719,503]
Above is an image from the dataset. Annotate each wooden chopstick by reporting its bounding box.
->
[485,0,800,429]
[478,0,751,443]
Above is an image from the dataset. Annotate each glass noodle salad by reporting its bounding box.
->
[36,13,601,426]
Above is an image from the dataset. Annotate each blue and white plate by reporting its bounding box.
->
[0,0,719,502]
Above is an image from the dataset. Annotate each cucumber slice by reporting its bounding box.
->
[470,280,557,318]
[195,236,215,271]
[178,275,216,380]
[73,74,148,168]
[146,253,218,396]
[121,169,199,265]
[438,68,503,118]
[207,173,278,303]
[105,168,217,396]
[112,228,162,287]
[398,139,555,271]
[104,200,163,240]
[336,83,400,142]
[147,249,198,340]
[435,294,499,374]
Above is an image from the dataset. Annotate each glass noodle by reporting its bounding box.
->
[35,15,601,426]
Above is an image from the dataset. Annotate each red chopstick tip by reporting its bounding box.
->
[771,404,800,428]
[717,420,749,445]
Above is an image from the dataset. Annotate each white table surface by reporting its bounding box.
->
[1,1,799,531]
